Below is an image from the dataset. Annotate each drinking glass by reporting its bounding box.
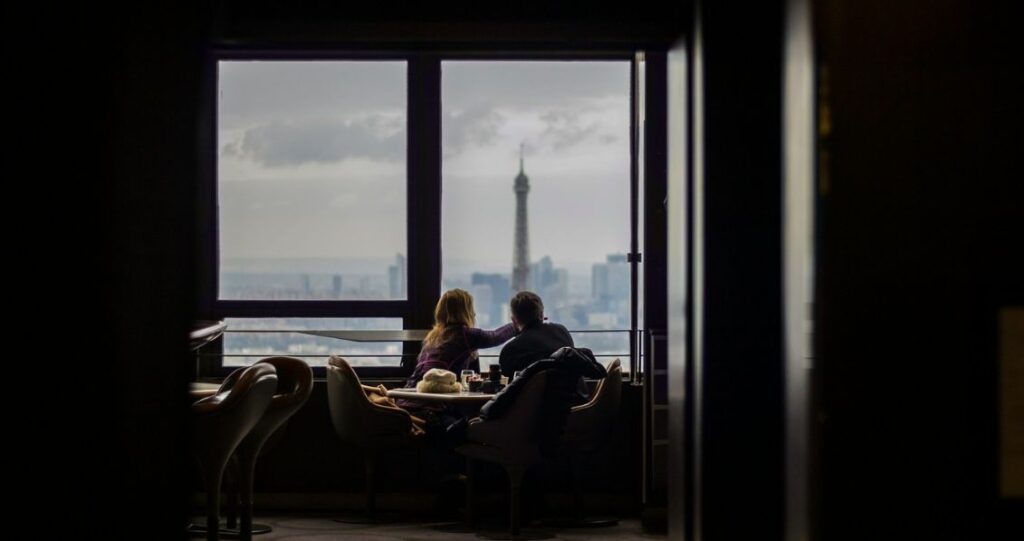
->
[461,369,476,390]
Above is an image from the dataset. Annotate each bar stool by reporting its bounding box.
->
[191,357,313,540]
[191,363,278,541]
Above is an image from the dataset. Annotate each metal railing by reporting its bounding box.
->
[198,328,647,378]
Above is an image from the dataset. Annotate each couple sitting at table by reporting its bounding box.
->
[396,288,575,426]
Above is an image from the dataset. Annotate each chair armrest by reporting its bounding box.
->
[190,389,218,402]
[219,367,244,393]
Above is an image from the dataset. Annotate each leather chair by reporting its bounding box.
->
[326,356,424,521]
[558,358,622,527]
[192,363,278,541]
[457,370,551,539]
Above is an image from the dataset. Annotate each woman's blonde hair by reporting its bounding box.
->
[423,288,477,348]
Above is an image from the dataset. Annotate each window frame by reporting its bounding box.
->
[198,49,640,379]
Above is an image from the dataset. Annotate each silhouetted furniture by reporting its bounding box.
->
[554,358,623,527]
[457,370,553,539]
[190,320,227,351]
[326,356,424,521]
[191,363,278,541]
[191,357,314,540]
[190,321,226,381]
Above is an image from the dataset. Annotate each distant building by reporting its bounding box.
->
[332,275,342,299]
[472,272,510,327]
[531,255,569,308]
[388,253,406,299]
[591,254,630,324]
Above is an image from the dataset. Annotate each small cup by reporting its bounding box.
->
[468,379,482,392]
[461,369,476,386]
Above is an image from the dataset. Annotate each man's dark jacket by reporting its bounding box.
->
[478,346,607,456]
[498,321,574,376]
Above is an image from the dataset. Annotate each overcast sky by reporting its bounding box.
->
[219,60,630,274]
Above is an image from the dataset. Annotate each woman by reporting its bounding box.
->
[405,288,516,387]
[397,289,515,486]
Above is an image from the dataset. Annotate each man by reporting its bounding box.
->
[498,290,574,376]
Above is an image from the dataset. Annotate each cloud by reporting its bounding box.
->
[443,61,630,110]
[444,105,505,155]
[225,114,405,166]
[539,109,604,151]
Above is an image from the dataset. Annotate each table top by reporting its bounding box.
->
[189,382,221,400]
[296,329,429,342]
[190,320,227,350]
[386,388,495,403]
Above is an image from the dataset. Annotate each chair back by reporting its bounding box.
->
[466,370,550,456]
[501,369,550,443]
[565,358,622,448]
[239,356,314,457]
[326,356,414,449]
[192,363,278,463]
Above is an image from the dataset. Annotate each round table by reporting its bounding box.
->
[386,388,496,416]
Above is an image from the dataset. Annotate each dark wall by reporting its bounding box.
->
[210,0,687,49]
[99,4,203,539]
[696,1,786,540]
[24,3,204,539]
[816,1,1021,539]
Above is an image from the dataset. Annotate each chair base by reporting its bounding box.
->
[541,516,620,528]
[186,522,273,538]
[475,529,555,540]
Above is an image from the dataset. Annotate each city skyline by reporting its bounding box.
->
[219,250,633,368]
[220,252,629,303]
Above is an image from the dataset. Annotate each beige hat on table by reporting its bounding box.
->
[416,368,462,393]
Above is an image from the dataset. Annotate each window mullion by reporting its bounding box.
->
[405,54,442,368]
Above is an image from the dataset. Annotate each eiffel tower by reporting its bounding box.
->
[512,143,530,292]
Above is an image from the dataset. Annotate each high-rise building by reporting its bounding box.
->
[512,145,530,292]
[472,272,510,326]
[530,255,569,307]
[388,253,406,299]
[332,275,342,299]
[592,253,630,319]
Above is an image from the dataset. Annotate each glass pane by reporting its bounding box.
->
[218,61,407,300]
[442,61,632,371]
[221,318,404,368]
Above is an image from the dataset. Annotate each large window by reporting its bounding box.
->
[207,55,638,375]
[218,61,407,301]
[441,61,633,369]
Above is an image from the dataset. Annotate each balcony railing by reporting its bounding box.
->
[197,328,646,377]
